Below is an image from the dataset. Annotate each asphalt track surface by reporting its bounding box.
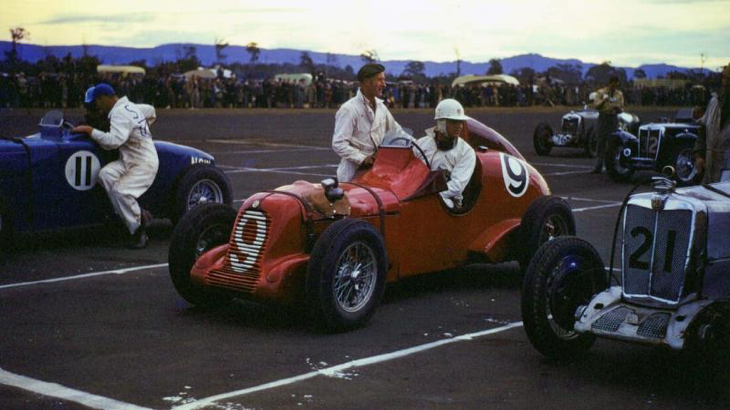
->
[1,107,727,409]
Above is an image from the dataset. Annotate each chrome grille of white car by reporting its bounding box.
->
[622,204,693,305]
[636,313,670,339]
[591,306,633,332]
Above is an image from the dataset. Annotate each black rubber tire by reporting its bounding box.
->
[521,236,608,360]
[605,141,635,182]
[672,144,701,186]
[533,123,553,156]
[168,202,237,307]
[171,165,233,225]
[306,219,388,332]
[584,128,598,158]
[0,199,13,252]
[518,196,576,272]
[684,302,730,390]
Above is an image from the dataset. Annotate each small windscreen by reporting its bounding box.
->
[39,110,64,127]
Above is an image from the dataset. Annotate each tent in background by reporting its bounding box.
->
[97,65,146,75]
[451,74,520,88]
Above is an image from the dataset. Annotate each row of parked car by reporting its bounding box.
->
[534,105,701,185]
[4,109,729,372]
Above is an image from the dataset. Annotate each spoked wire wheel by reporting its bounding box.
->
[333,242,378,313]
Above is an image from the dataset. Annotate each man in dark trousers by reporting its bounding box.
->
[591,76,625,173]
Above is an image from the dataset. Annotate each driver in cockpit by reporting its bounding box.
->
[414,99,476,209]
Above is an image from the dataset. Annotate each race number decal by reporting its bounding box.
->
[64,151,101,191]
[500,153,529,197]
[229,210,268,273]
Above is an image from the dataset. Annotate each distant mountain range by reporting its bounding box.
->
[0,41,707,80]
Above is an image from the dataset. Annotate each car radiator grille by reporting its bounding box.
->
[591,307,670,340]
[592,306,633,332]
[636,313,670,339]
[562,118,579,134]
[208,209,271,293]
[623,205,692,304]
[638,128,660,158]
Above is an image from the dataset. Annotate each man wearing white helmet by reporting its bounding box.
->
[414,99,476,209]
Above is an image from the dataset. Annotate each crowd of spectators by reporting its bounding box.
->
[0,69,712,110]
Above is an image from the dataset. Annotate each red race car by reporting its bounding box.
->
[169,118,575,331]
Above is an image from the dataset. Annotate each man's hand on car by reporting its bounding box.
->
[71,125,93,134]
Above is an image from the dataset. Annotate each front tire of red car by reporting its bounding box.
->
[168,202,237,308]
[521,236,607,360]
[306,219,387,332]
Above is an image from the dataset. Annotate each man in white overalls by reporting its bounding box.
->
[73,84,158,248]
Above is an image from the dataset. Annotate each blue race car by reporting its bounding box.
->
[0,110,233,245]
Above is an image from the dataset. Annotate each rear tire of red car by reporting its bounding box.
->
[533,123,553,156]
[168,202,237,308]
[521,236,607,360]
[518,195,576,273]
[171,165,233,225]
[306,219,388,332]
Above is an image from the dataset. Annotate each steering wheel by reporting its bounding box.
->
[391,137,431,170]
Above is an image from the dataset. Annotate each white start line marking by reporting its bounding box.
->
[172,322,524,409]
[0,263,169,291]
[0,366,152,410]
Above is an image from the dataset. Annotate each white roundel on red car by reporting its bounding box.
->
[64,150,101,191]
[229,209,268,273]
[499,152,530,197]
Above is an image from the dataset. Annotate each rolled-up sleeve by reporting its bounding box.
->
[91,114,131,150]
[332,106,367,165]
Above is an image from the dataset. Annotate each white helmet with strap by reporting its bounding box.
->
[435,98,470,121]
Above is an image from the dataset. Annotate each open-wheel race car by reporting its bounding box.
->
[169,118,576,331]
[606,108,701,185]
[522,176,730,360]
[533,107,640,158]
[0,110,232,247]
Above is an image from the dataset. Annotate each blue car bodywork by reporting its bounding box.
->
[0,110,231,238]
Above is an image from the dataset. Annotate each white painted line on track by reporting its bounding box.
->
[562,196,623,204]
[532,162,593,169]
[207,139,330,151]
[0,366,152,410]
[0,263,168,291]
[209,148,324,155]
[225,168,333,177]
[573,203,622,212]
[543,170,594,176]
[173,322,523,409]
[222,164,337,171]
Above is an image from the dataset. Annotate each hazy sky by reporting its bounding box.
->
[2,0,729,69]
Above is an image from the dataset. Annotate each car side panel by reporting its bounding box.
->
[54,134,114,228]
[139,141,216,217]
[392,151,546,277]
[0,140,31,232]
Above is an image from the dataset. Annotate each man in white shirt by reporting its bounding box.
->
[414,99,476,209]
[72,84,159,249]
[332,63,402,182]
